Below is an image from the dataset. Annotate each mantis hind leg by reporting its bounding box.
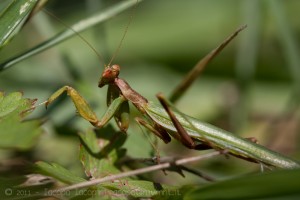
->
[156,93,196,149]
[136,117,212,150]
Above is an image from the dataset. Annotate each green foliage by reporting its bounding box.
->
[79,126,127,178]
[35,161,86,184]
[0,0,300,200]
[0,0,38,48]
[185,169,300,200]
[78,128,102,154]
[35,127,181,199]
[0,91,42,149]
[101,180,180,199]
[0,0,140,71]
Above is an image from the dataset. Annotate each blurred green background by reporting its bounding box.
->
[0,0,300,185]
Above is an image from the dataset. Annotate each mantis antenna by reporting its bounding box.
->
[44,0,139,69]
[107,0,139,68]
[43,9,105,65]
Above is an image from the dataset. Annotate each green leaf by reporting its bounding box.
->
[79,125,127,179]
[33,162,91,199]
[35,161,86,184]
[0,91,42,149]
[81,186,128,200]
[78,128,101,154]
[185,169,300,200]
[0,0,39,48]
[102,180,180,198]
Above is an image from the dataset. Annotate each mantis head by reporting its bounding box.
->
[98,64,120,88]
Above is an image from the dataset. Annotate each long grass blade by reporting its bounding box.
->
[169,25,246,103]
[0,0,143,72]
[0,0,38,48]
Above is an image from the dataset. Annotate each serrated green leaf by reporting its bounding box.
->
[0,91,23,117]
[0,91,42,149]
[35,161,86,184]
[79,125,127,179]
[185,169,300,200]
[0,0,39,48]
[79,143,119,179]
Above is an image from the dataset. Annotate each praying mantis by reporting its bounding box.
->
[43,11,299,170]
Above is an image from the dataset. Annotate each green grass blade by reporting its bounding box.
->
[169,25,246,104]
[268,0,300,100]
[0,0,38,48]
[35,161,86,184]
[0,0,142,72]
[185,169,300,200]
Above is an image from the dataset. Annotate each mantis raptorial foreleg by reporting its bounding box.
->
[45,86,127,129]
[136,116,213,151]
[156,93,196,149]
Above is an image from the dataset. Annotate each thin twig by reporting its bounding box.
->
[48,151,220,194]
[179,165,215,181]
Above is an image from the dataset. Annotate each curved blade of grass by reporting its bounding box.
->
[0,0,142,72]
[0,0,38,48]
[26,0,49,22]
[169,25,246,103]
[185,169,300,200]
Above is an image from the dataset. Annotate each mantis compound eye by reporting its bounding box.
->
[111,64,121,74]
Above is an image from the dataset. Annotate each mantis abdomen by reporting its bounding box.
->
[145,102,300,169]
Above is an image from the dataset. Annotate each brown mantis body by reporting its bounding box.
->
[45,59,300,169]
[42,11,299,169]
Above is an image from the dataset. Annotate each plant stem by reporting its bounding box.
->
[51,151,220,193]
